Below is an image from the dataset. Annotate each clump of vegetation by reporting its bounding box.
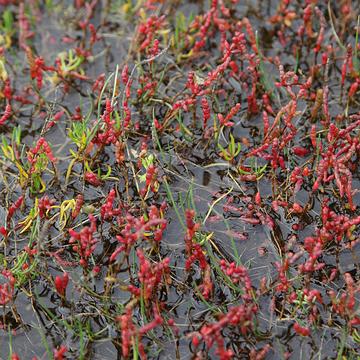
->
[0,0,359,359]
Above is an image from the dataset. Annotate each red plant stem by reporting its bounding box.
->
[0,104,11,125]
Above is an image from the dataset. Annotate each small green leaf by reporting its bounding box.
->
[3,10,13,32]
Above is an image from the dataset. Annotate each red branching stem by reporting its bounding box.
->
[0,270,15,305]
[0,104,11,125]
[54,272,69,297]
[72,194,84,219]
[293,322,310,336]
[134,249,170,302]
[68,214,98,267]
[201,97,211,128]
[7,195,24,223]
[110,205,167,261]
[28,137,57,168]
[101,189,121,220]
[53,346,67,360]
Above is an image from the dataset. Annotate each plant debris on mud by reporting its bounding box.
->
[0,0,359,359]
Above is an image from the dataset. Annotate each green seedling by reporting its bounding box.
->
[29,154,50,193]
[66,115,93,186]
[217,133,241,163]
[238,158,268,180]
[18,198,39,233]
[0,54,7,82]
[138,153,155,183]
[58,49,84,73]
[84,161,113,181]
[0,9,14,48]
[1,135,28,188]
[68,120,92,153]
[49,49,85,85]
